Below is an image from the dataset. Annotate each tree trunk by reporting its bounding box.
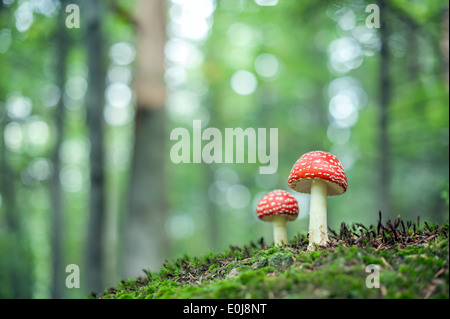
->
[122,0,168,279]
[0,97,33,299]
[441,7,449,84]
[83,0,106,294]
[0,119,23,298]
[50,0,69,299]
[0,33,33,301]
[378,0,392,217]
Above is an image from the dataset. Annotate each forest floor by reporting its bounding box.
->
[97,215,449,299]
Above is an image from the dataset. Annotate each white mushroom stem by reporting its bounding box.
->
[308,179,329,250]
[272,215,288,246]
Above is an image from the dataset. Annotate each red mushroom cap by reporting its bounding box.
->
[288,151,347,196]
[256,190,299,222]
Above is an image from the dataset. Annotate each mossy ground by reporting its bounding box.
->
[97,216,449,299]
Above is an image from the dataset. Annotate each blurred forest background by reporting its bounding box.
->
[0,0,448,298]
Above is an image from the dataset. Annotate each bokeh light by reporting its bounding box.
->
[230,70,258,95]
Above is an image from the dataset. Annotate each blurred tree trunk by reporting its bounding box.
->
[122,0,168,278]
[406,26,418,81]
[50,0,69,299]
[202,98,220,251]
[441,7,449,84]
[0,106,33,298]
[0,121,32,298]
[0,4,33,300]
[201,92,225,251]
[378,0,392,217]
[203,163,220,250]
[83,0,106,294]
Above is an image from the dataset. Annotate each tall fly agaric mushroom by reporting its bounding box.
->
[288,151,347,250]
[256,189,299,246]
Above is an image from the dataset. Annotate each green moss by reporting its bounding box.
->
[116,293,134,299]
[98,222,449,299]
[211,281,243,298]
[208,263,218,271]
[255,245,285,258]
[238,268,269,285]
[267,252,294,271]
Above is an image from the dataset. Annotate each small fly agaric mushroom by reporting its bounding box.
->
[288,151,347,250]
[256,189,299,246]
